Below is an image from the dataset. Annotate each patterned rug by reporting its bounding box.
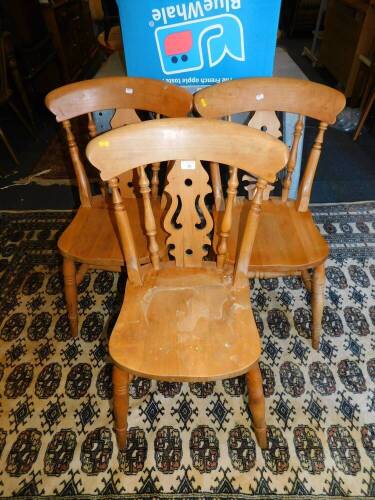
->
[0,202,374,499]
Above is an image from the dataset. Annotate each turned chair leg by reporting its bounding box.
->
[113,366,129,450]
[63,257,78,337]
[312,262,325,350]
[246,362,267,449]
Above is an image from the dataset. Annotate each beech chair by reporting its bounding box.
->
[46,77,192,337]
[86,117,289,450]
[194,78,346,350]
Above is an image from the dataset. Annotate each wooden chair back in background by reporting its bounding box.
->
[194,78,346,349]
[45,77,192,337]
[46,76,192,203]
[194,77,345,208]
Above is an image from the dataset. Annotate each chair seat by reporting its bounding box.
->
[215,198,329,272]
[58,195,165,266]
[109,262,261,381]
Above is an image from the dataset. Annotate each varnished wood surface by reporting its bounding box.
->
[46,77,193,339]
[194,77,346,124]
[112,367,129,451]
[58,196,166,266]
[63,257,78,337]
[296,122,328,212]
[194,77,343,350]
[246,364,267,449]
[163,160,213,267]
[86,118,289,184]
[217,166,239,270]
[86,118,287,450]
[214,198,329,271]
[312,263,326,350]
[195,78,345,209]
[45,76,192,122]
[109,262,261,381]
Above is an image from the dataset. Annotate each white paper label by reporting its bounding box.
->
[125,88,134,94]
[181,160,196,170]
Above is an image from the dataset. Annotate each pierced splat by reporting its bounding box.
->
[247,110,282,138]
[110,108,141,128]
[242,174,274,201]
[163,160,213,267]
[242,111,280,201]
[111,109,142,199]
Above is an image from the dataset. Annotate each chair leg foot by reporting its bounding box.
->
[254,426,268,450]
[113,366,129,451]
[312,263,325,350]
[246,362,268,449]
[63,257,78,337]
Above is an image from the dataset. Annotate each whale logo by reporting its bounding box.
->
[155,14,245,75]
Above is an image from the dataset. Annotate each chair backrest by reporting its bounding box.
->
[45,76,192,207]
[194,77,346,211]
[86,118,289,286]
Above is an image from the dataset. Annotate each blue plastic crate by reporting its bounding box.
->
[117,0,281,90]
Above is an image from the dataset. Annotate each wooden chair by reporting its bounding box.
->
[86,117,289,450]
[45,76,192,337]
[194,77,346,350]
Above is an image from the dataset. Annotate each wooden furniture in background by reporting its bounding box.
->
[354,55,375,139]
[97,25,123,55]
[46,76,192,337]
[101,0,119,42]
[88,0,104,21]
[0,0,61,103]
[280,0,322,36]
[0,32,34,167]
[86,117,289,451]
[302,0,328,66]
[41,0,99,83]
[319,0,375,102]
[194,78,346,350]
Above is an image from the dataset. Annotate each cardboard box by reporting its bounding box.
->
[117,0,281,90]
